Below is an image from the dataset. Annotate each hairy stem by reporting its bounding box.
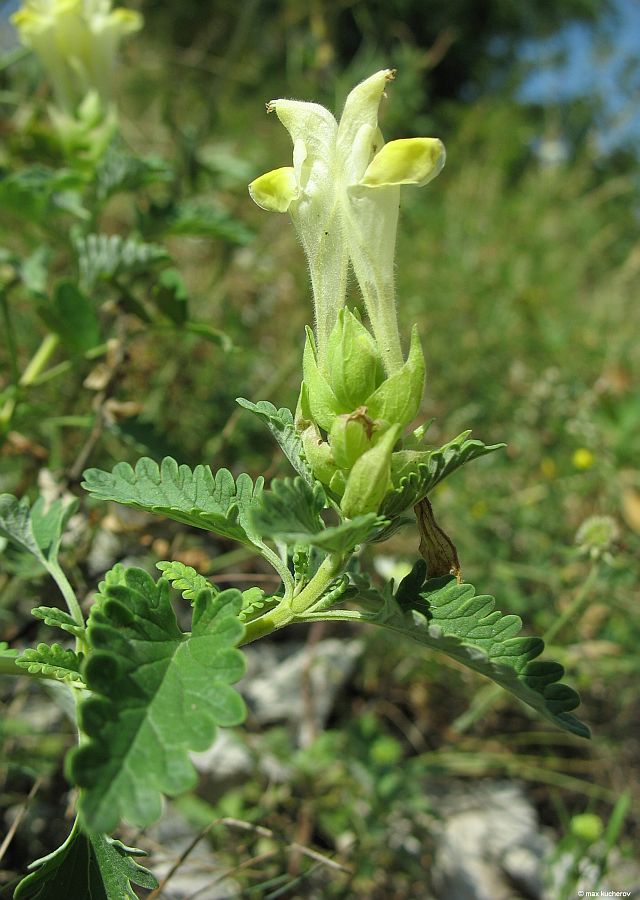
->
[48,561,86,636]
[241,551,348,644]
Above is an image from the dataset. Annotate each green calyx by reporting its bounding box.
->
[326,308,383,408]
[302,326,345,431]
[341,423,401,518]
[299,315,427,516]
[302,314,425,435]
[365,326,425,429]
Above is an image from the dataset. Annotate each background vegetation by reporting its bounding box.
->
[1,0,638,896]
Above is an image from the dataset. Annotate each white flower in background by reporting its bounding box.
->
[249,70,445,373]
[12,0,142,114]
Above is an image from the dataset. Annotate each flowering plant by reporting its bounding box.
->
[0,68,588,896]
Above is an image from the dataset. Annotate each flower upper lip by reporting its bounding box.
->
[249,69,446,374]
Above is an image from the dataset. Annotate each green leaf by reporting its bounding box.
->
[82,457,264,546]
[0,494,78,572]
[14,822,158,899]
[20,246,51,298]
[381,432,505,518]
[73,232,169,291]
[0,168,56,223]
[236,399,314,483]
[250,477,386,552]
[38,280,101,355]
[31,607,84,637]
[251,477,325,538]
[152,266,189,324]
[164,201,253,244]
[371,561,589,738]
[16,644,85,684]
[67,568,247,831]
[95,146,172,201]
[238,587,277,623]
[156,559,217,602]
[183,320,233,350]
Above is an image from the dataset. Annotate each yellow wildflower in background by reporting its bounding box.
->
[572,448,595,470]
[12,0,142,114]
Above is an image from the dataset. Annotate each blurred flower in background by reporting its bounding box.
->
[11,0,142,114]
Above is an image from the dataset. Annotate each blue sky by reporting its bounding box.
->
[518,0,640,152]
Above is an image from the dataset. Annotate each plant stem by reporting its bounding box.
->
[0,333,60,429]
[241,551,347,644]
[20,334,60,386]
[48,561,85,633]
[544,562,600,645]
[0,655,51,680]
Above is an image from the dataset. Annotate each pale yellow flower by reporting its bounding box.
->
[12,0,142,113]
[249,70,445,372]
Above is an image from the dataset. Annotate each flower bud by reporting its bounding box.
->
[340,424,400,518]
[326,309,382,409]
[365,326,425,429]
[302,326,345,430]
[329,409,373,470]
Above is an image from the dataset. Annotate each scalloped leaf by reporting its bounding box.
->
[82,457,264,546]
[250,477,385,552]
[67,568,247,832]
[74,231,169,291]
[31,607,85,638]
[236,399,314,483]
[0,494,78,572]
[156,559,217,602]
[16,643,85,685]
[251,477,325,537]
[14,823,157,900]
[371,561,588,738]
[381,432,505,518]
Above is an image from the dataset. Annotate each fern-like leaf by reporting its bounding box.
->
[238,587,278,622]
[67,568,246,831]
[74,232,169,290]
[31,607,84,638]
[381,432,505,518]
[156,560,217,602]
[82,457,264,546]
[16,643,85,685]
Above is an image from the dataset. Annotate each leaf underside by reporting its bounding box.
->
[382,432,505,518]
[0,494,78,570]
[14,825,157,900]
[250,477,385,552]
[67,568,247,832]
[82,457,264,546]
[370,561,589,738]
[236,399,315,483]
